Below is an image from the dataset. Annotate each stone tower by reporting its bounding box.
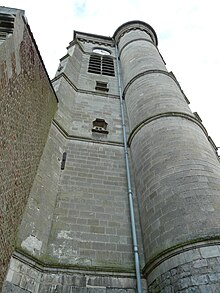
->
[114,21,220,292]
[3,14,220,293]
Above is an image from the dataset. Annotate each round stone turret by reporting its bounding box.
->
[114,21,220,291]
[113,20,158,45]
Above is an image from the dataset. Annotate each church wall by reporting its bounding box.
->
[0,7,57,290]
[2,25,146,291]
[46,139,134,269]
[15,125,66,259]
[3,12,220,292]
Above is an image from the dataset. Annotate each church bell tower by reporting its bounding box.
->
[4,19,220,293]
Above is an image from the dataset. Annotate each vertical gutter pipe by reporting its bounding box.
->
[115,43,143,293]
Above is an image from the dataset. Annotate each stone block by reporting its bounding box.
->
[200,246,220,259]
[191,275,208,286]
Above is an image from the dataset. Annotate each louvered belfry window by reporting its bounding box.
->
[0,13,15,42]
[88,54,115,76]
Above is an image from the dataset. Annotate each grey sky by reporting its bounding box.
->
[1,0,220,149]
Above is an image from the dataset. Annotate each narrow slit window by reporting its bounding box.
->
[61,152,67,170]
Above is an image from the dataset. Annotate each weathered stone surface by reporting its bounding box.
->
[2,17,145,293]
[3,255,147,293]
[0,7,57,290]
[117,19,220,292]
[147,245,220,292]
[3,14,220,293]
[3,282,30,293]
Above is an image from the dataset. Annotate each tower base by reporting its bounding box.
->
[3,252,147,293]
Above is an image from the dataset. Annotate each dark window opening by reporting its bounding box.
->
[95,81,109,92]
[92,118,109,134]
[0,13,15,41]
[61,152,67,170]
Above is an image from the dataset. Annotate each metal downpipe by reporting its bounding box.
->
[115,43,143,293]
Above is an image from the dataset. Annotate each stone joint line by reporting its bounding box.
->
[52,119,124,147]
[127,112,208,146]
[122,69,182,98]
[52,72,119,99]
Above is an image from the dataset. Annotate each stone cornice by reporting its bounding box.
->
[51,72,119,99]
[122,69,182,98]
[113,20,158,46]
[13,249,136,275]
[143,237,220,278]
[73,30,114,47]
[52,119,124,147]
[122,69,189,105]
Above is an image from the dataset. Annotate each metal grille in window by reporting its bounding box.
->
[88,54,115,76]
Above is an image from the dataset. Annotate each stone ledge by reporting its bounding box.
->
[146,241,220,292]
[143,238,220,281]
[52,119,124,147]
[122,69,187,98]
[51,72,119,99]
[3,252,147,293]
[127,112,208,147]
[12,250,136,275]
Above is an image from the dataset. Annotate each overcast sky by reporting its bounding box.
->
[1,0,220,150]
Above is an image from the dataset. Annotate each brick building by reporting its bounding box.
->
[2,6,220,293]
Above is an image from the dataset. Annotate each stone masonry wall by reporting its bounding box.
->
[47,140,136,270]
[15,124,65,260]
[3,253,147,293]
[0,8,57,290]
[147,244,220,292]
[130,117,220,263]
[2,26,145,292]
[116,21,220,291]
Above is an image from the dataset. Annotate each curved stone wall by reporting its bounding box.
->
[118,30,166,88]
[115,20,220,291]
[131,117,220,261]
[125,73,192,131]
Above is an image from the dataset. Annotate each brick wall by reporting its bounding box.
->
[0,8,57,290]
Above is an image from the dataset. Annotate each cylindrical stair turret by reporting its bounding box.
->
[114,21,220,291]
